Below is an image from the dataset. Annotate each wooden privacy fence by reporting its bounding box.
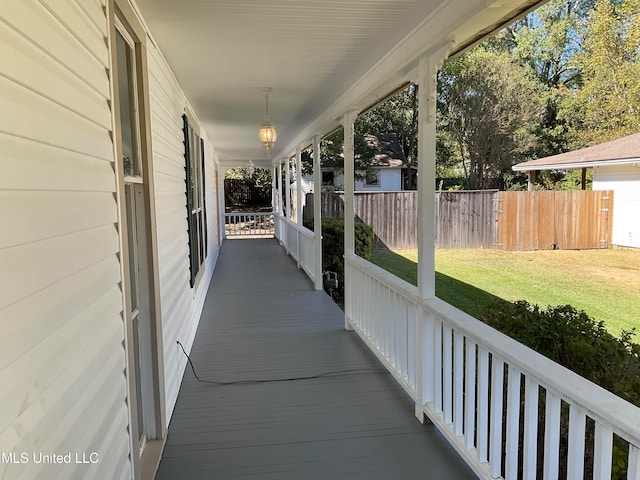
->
[303,190,613,251]
[496,190,613,250]
[303,191,497,250]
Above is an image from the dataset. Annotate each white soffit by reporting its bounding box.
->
[134,0,545,164]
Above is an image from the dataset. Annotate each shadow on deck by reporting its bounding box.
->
[155,239,475,480]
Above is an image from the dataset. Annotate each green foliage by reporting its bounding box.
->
[438,47,545,189]
[304,86,419,189]
[572,0,640,144]
[481,300,640,406]
[538,168,592,190]
[304,217,373,294]
[481,299,640,478]
[224,166,272,188]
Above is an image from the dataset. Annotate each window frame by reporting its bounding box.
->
[322,170,335,186]
[183,114,208,288]
[365,169,380,186]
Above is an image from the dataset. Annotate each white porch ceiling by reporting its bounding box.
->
[134,0,546,167]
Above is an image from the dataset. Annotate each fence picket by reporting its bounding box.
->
[304,190,612,251]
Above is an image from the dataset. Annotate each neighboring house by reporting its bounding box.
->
[513,132,640,248]
[305,133,409,191]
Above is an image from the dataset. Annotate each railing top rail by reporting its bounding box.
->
[346,253,417,300]
[278,215,315,239]
[224,211,274,217]
[346,253,640,445]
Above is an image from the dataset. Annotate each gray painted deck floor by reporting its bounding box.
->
[155,239,476,480]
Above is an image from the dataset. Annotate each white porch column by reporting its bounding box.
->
[295,146,303,226]
[414,43,452,423]
[277,161,283,217]
[272,164,278,238]
[277,160,284,244]
[312,135,323,290]
[417,44,451,298]
[342,109,358,330]
[219,165,227,241]
[285,156,291,221]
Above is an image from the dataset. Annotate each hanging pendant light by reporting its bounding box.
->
[258,88,277,155]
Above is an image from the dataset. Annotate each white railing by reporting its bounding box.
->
[346,253,640,480]
[297,226,315,281]
[224,212,274,238]
[275,214,317,284]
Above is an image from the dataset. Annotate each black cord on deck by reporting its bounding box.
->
[177,341,388,385]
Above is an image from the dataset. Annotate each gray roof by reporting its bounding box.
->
[322,133,407,169]
[364,133,407,168]
[513,132,640,171]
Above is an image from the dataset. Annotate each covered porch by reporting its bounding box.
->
[155,239,475,479]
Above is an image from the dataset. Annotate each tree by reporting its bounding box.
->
[438,47,545,189]
[572,0,640,144]
[301,86,420,189]
[498,0,596,158]
[224,166,272,188]
[357,85,419,188]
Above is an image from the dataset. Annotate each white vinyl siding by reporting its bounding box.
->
[593,164,640,248]
[333,168,403,191]
[0,1,131,480]
[147,41,220,420]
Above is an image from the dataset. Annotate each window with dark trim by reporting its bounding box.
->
[183,114,207,287]
[365,170,379,185]
[322,171,334,186]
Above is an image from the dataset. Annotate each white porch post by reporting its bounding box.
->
[277,161,283,216]
[219,166,227,241]
[295,146,303,226]
[312,135,323,290]
[414,43,452,422]
[342,109,358,330]
[276,160,284,245]
[285,156,291,221]
[272,164,278,238]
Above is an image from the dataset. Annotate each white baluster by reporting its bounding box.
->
[443,325,453,425]
[567,405,586,480]
[477,346,490,464]
[454,331,464,436]
[505,366,521,480]
[594,423,613,480]
[489,357,504,478]
[628,444,640,480]
[464,339,476,450]
[523,377,539,480]
[543,391,561,480]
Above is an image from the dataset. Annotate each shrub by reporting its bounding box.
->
[480,300,640,406]
[304,217,373,293]
[480,300,640,479]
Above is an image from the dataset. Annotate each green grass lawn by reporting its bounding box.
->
[369,247,640,337]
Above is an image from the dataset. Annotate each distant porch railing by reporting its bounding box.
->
[275,214,317,284]
[345,254,640,480]
[224,212,274,238]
